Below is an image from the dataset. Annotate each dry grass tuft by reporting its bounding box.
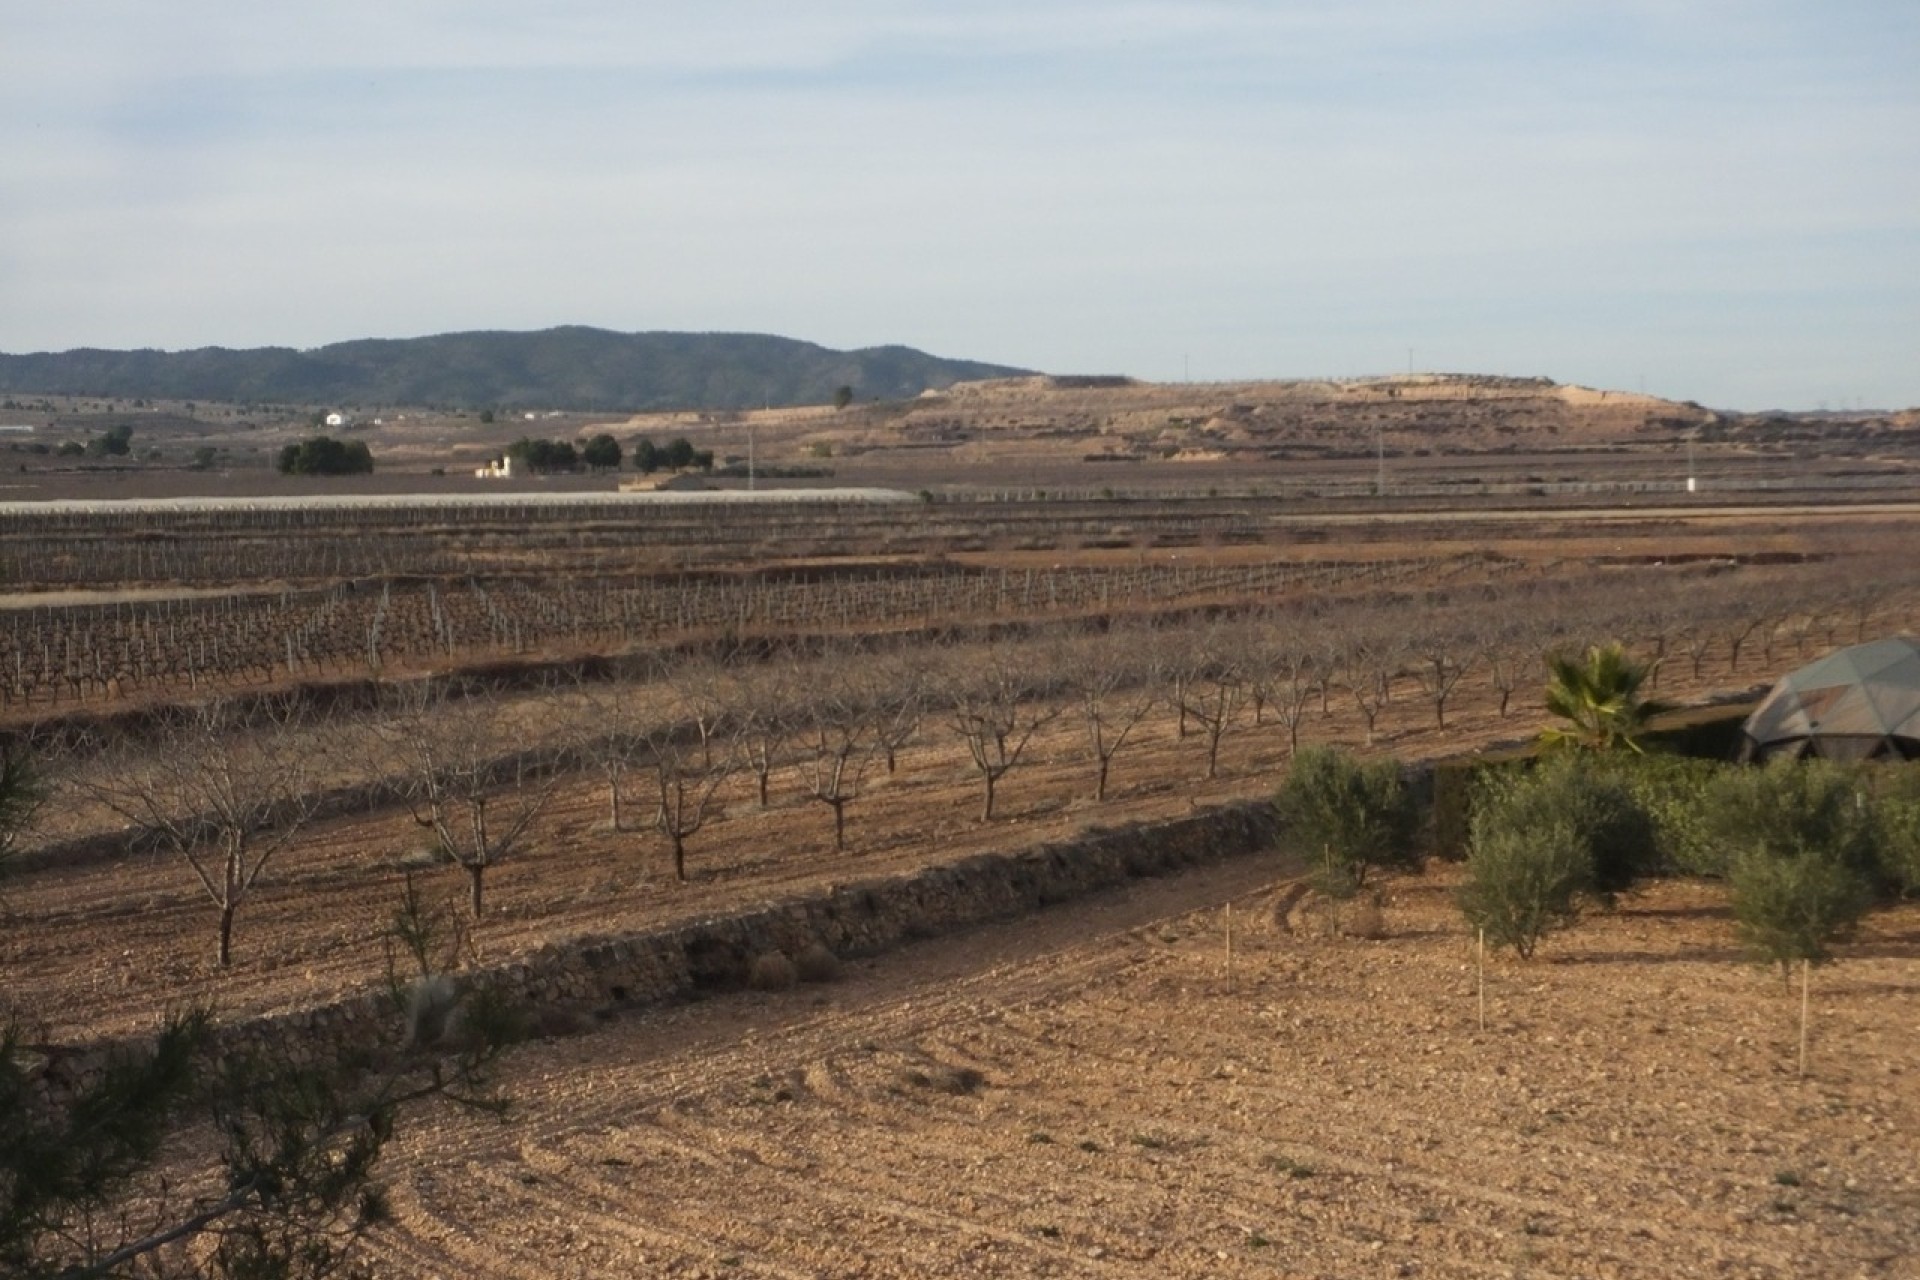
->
[793,941,843,984]
[748,951,798,991]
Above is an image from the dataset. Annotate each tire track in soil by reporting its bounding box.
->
[361,857,1539,1279]
[361,850,1895,1279]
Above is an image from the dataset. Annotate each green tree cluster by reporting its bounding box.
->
[276,436,373,476]
[580,432,622,470]
[1702,760,1879,975]
[85,423,134,458]
[1457,756,1653,958]
[507,437,579,472]
[630,436,712,474]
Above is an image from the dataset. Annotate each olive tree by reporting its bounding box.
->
[1275,747,1418,899]
[1704,759,1878,1076]
[1455,757,1652,958]
[3,893,512,1279]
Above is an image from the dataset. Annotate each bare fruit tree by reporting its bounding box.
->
[730,660,797,808]
[943,644,1062,822]
[1178,624,1247,781]
[1063,625,1160,802]
[378,681,564,917]
[796,665,875,852]
[575,676,656,832]
[1249,621,1317,756]
[861,648,929,776]
[78,695,323,967]
[1335,610,1400,748]
[1408,604,1475,730]
[642,674,738,881]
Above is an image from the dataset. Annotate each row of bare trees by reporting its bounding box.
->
[41,563,1920,970]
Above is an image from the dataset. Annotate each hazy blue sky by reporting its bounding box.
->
[2,2,1915,409]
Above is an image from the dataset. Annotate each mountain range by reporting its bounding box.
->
[0,328,1032,411]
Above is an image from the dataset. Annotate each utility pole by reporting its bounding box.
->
[748,425,756,492]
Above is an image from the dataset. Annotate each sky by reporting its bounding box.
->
[1,2,1916,411]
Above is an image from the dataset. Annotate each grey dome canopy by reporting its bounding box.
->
[1741,636,1920,762]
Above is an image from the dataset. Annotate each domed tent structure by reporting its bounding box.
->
[1740,636,1920,762]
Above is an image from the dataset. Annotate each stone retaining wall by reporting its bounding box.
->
[47,799,1281,1087]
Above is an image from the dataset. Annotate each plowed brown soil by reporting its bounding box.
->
[362,861,1920,1279]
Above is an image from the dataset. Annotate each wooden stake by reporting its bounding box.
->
[1225,902,1235,993]
[1799,958,1810,1080]
[1477,928,1487,1033]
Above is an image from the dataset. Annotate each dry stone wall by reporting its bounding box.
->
[43,800,1281,1095]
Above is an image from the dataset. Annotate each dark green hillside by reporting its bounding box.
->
[0,328,1031,411]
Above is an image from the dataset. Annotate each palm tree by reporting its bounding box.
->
[1539,642,1666,752]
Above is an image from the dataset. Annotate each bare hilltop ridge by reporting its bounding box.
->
[4,365,1916,500]
[594,370,1916,496]
[752,371,1706,456]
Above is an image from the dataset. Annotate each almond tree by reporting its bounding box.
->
[730,661,797,808]
[378,681,563,917]
[797,672,874,851]
[1408,608,1475,730]
[1339,631,1391,747]
[576,677,655,832]
[1252,631,1317,755]
[78,695,322,967]
[1064,625,1160,802]
[642,674,739,881]
[1178,625,1247,781]
[944,645,1062,822]
[862,649,929,776]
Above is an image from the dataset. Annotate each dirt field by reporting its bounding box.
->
[6,375,1919,1277]
[361,859,1920,1279]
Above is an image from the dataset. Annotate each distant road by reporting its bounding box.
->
[1278,500,1920,526]
[0,490,1913,524]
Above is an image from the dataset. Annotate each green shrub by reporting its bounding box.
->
[1548,757,1658,896]
[1727,846,1872,977]
[1865,766,1920,896]
[1427,757,1489,862]
[1597,753,1724,877]
[1457,797,1591,959]
[1699,759,1878,882]
[1275,748,1418,898]
[1456,755,1668,956]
